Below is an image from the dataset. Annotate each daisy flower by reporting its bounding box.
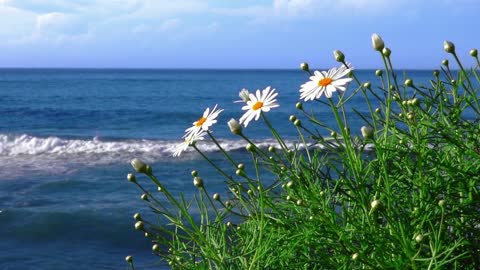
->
[239,86,279,127]
[173,129,206,157]
[184,104,223,138]
[299,63,353,101]
[234,88,250,103]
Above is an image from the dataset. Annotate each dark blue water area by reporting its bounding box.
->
[0,68,449,269]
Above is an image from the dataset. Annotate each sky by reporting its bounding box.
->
[0,0,478,69]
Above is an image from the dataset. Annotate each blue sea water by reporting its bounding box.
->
[0,68,436,269]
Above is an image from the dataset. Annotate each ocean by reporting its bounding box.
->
[0,68,435,269]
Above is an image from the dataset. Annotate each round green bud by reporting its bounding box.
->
[404,78,413,87]
[331,131,337,138]
[352,253,359,261]
[360,126,374,140]
[294,119,301,127]
[389,85,396,91]
[133,213,142,221]
[246,143,255,152]
[411,98,419,106]
[375,69,383,76]
[286,195,292,201]
[157,186,163,192]
[235,169,244,176]
[295,102,303,110]
[213,193,220,201]
[141,193,148,201]
[450,79,456,85]
[415,234,424,243]
[268,146,275,152]
[470,49,478,57]
[127,173,136,183]
[300,62,309,72]
[131,158,148,174]
[296,199,303,206]
[443,40,455,54]
[193,177,203,188]
[402,100,408,106]
[226,221,232,227]
[144,232,150,238]
[225,201,232,208]
[333,50,345,62]
[433,70,439,77]
[134,221,144,231]
[152,244,160,252]
[191,170,198,177]
[382,47,391,57]
[375,108,381,113]
[247,189,253,196]
[237,163,245,170]
[438,199,446,208]
[286,181,294,188]
[371,199,382,211]
[125,255,133,263]
[289,115,297,122]
[442,59,449,66]
[407,113,415,121]
[363,81,371,89]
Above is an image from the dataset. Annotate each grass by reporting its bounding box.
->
[125,36,479,269]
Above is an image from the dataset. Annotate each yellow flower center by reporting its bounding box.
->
[252,101,263,110]
[318,77,333,87]
[195,117,207,127]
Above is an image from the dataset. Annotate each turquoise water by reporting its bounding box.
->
[0,69,436,269]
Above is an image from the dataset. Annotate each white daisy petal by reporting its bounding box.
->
[299,64,354,101]
[238,86,279,127]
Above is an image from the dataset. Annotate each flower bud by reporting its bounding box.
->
[295,102,303,110]
[141,193,148,201]
[442,59,449,66]
[289,115,297,122]
[333,50,345,62]
[191,170,198,177]
[125,255,133,263]
[225,201,232,208]
[127,173,136,183]
[352,253,359,260]
[402,100,408,106]
[433,70,439,77]
[213,193,220,201]
[371,33,385,51]
[228,118,242,135]
[133,213,142,221]
[235,169,245,176]
[411,98,419,106]
[296,199,303,206]
[443,40,455,54]
[238,88,250,102]
[237,163,245,170]
[382,47,391,57]
[134,221,144,231]
[246,143,255,152]
[145,232,150,238]
[375,69,383,76]
[371,199,382,211]
[286,181,294,188]
[438,199,446,208]
[193,177,203,188]
[131,158,148,174]
[286,195,292,201]
[152,244,160,252]
[450,79,456,85]
[268,146,275,152]
[330,131,337,138]
[300,62,309,72]
[375,108,381,113]
[470,49,478,57]
[415,234,424,243]
[363,81,371,89]
[404,79,413,87]
[361,126,374,140]
[294,119,301,127]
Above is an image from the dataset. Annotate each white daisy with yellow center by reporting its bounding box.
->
[299,63,353,101]
[184,104,223,138]
[239,86,279,127]
[173,129,206,157]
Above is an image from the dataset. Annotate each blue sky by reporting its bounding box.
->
[0,0,478,69]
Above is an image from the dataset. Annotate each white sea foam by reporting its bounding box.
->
[0,133,373,178]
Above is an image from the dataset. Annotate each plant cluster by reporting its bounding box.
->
[125,34,480,269]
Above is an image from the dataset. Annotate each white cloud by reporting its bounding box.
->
[158,18,182,32]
